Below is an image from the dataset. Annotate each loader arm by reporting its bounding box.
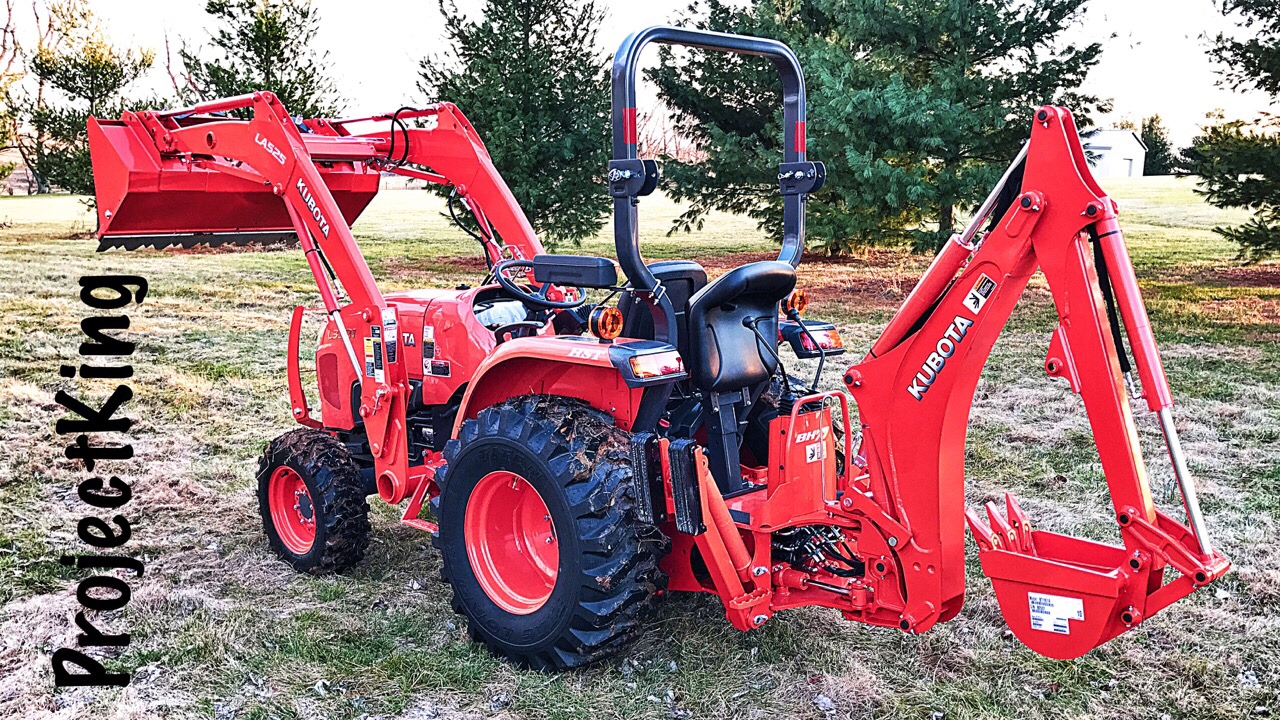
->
[88,91,546,504]
[315,104,542,267]
[842,106,1229,658]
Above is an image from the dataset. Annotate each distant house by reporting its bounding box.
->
[1084,129,1148,178]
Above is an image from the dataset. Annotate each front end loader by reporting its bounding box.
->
[87,26,1227,669]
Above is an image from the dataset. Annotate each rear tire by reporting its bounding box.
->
[257,428,370,574]
[433,395,668,670]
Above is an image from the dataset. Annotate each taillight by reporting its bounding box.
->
[629,350,684,379]
[800,328,844,351]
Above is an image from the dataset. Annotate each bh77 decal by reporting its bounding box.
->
[906,315,974,401]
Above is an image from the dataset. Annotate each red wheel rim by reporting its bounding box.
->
[268,466,316,555]
[464,471,559,614]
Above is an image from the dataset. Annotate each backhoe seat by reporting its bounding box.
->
[687,261,796,393]
[618,260,708,360]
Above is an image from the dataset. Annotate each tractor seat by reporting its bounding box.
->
[687,261,796,393]
[618,260,708,360]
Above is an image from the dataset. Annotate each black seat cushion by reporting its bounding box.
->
[686,261,796,393]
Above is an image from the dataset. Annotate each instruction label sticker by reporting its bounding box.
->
[805,441,826,463]
[1028,592,1084,634]
[963,274,997,314]
[371,326,384,384]
[382,308,398,364]
[363,337,375,378]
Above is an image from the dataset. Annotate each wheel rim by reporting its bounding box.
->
[268,466,316,555]
[464,470,559,615]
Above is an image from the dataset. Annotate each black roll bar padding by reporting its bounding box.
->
[610,26,810,345]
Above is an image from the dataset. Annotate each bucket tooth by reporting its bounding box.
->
[985,501,1019,554]
[965,506,998,551]
[1004,494,1034,552]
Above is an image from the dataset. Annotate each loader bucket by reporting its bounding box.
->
[88,115,380,249]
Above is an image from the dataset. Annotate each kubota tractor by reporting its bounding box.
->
[88,27,1228,670]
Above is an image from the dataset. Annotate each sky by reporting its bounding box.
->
[87,0,1274,147]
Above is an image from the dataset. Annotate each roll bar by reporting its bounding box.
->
[608,26,823,344]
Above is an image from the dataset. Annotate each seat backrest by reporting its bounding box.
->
[618,260,708,360]
[686,261,796,393]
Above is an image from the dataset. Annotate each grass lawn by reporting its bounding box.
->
[1,176,1278,719]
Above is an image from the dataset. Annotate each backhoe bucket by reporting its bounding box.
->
[88,115,380,250]
[967,495,1229,659]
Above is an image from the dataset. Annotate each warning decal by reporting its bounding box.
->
[422,325,436,360]
[963,274,997,314]
[1028,592,1084,634]
[805,441,826,463]
[363,337,375,378]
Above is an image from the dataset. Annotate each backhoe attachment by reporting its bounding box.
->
[846,106,1228,659]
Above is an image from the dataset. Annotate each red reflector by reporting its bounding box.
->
[629,350,684,379]
[623,107,638,145]
[800,328,844,351]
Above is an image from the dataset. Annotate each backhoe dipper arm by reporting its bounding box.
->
[841,106,1228,659]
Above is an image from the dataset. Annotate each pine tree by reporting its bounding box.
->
[649,0,1106,253]
[418,0,610,247]
[22,0,152,195]
[1140,115,1176,175]
[174,0,342,118]
[1182,0,1280,262]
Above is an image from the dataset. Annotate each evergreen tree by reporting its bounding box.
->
[1182,0,1280,262]
[175,0,342,118]
[1140,115,1176,175]
[649,0,1106,253]
[419,0,610,247]
[22,0,152,195]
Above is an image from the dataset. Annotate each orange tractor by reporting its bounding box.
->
[89,27,1227,669]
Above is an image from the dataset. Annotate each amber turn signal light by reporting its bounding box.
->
[588,306,624,341]
[783,289,809,317]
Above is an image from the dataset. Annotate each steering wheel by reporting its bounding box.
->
[492,320,546,343]
[493,259,586,310]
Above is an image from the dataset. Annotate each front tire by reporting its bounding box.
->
[433,395,668,670]
[256,428,370,574]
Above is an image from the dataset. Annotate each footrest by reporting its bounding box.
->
[726,586,772,630]
[668,438,705,535]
